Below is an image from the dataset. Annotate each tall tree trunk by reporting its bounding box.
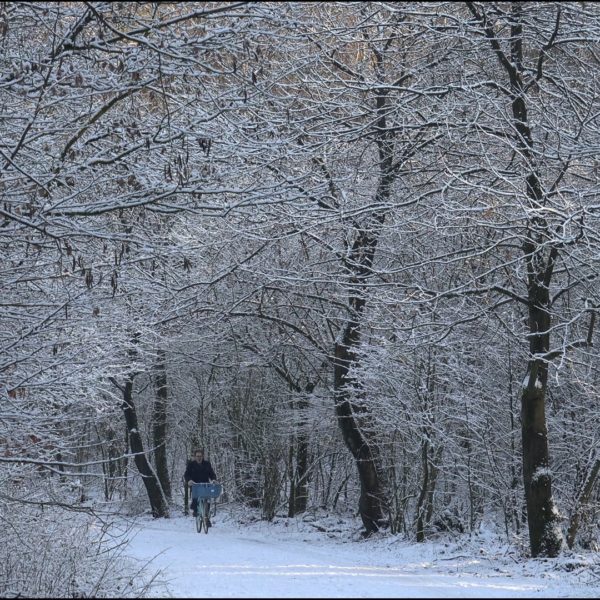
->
[415,439,430,542]
[514,21,562,555]
[111,374,170,518]
[467,1,563,557]
[152,349,171,502]
[288,430,309,517]
[283,387,311,518]
[294,431,309,514]
[520,280,561,557]
[122,424,129,500]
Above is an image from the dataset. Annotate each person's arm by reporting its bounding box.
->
[184,461,195,486]
[209,462,217,481]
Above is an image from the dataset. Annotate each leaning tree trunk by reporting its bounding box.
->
[330,54,397,533]
[329,142,390,533]
[152,350,171,502]
[332,176,392,534]
[111,374,170,518]
[334,326,385,534]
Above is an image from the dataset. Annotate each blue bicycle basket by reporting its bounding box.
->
[192,482,222,500]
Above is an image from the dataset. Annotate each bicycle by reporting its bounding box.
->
[191,482,222,533]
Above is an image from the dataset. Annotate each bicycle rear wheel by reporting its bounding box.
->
[196,510,202,533]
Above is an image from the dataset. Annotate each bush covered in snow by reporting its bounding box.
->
[0,502,158,598]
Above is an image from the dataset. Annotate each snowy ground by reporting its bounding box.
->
[119,508,600,598]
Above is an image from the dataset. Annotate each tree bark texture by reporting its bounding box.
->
[120,376,170,518]
[520,280,561,557]
[288,431,309,517]
[284,388,312,518]
[153,350,172,501]
[334,337,385,533]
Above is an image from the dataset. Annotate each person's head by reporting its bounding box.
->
[194,449,205,463]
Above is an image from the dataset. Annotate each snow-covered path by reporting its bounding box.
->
[122,513,598,598]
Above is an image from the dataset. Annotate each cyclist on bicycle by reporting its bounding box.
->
[184,449,217,524]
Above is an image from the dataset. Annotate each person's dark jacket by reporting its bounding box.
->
[184,459,216,484]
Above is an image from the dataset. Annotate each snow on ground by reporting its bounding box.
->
[119,508,600,598]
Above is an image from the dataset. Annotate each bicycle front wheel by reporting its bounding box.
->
[202,500,209,533]
[196,511,202,533]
